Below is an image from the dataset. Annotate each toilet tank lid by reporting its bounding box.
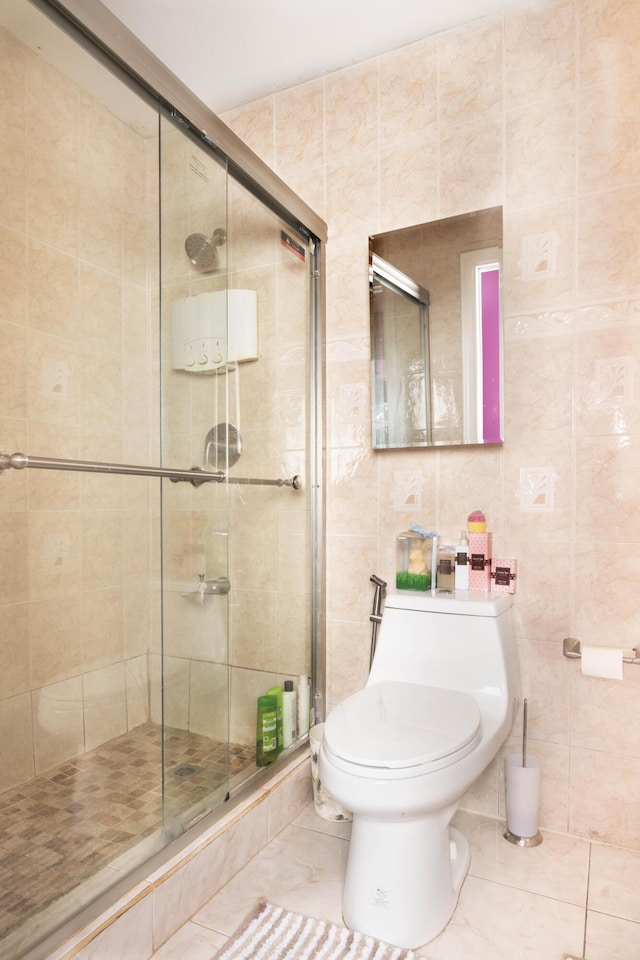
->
[385,591,512,617]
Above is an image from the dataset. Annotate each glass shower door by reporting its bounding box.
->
[159,122,233,831]
[0,1,321,955]
[158,115,316,830]
[224,177,314,783]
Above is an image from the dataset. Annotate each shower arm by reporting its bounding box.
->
[0,452,302,490]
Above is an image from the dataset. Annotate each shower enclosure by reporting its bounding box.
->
[0,1,325,957]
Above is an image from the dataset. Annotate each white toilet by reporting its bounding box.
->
[319,590,519,948]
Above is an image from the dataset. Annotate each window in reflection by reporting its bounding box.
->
[370,255,431,448]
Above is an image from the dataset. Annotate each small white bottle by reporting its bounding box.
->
[282,680,297,747]
[297,675,310,740]
[455,531,469,590]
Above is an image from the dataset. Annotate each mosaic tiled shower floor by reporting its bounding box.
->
[0,722,255,943]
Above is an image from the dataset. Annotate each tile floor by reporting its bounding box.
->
[150,805,640,960]
[0,723,255,945]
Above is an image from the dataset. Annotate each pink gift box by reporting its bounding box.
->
[468,532,492,591]
[491,558,517,594]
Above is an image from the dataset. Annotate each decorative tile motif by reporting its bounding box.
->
[337,384,367,423]
[504,310,575,340]
[517,467,558,512]
[577,299,640,328]
[582,356,636,411]
[390,471,425,510]
[519,230,560,280]
[0,723,255,943]
[329,384,369,465]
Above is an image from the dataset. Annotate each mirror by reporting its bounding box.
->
[369,206,503,448]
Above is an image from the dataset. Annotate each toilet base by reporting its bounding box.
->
[342,814,469,949]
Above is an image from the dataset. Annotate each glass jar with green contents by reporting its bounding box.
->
[396,530,435,591]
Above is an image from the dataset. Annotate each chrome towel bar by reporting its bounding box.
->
[0,451,301,490]
[562,636,640,665]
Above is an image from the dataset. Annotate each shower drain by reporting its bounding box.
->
[170,763,204,780]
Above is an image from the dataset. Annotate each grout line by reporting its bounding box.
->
[582,841,592,960]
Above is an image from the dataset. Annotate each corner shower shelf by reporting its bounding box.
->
[0,451,302,490]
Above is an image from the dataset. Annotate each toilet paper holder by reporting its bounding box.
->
[562,636,640,665]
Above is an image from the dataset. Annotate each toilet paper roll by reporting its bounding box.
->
[581,645,623,680]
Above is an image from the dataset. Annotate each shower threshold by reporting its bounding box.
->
[0,722,255,953]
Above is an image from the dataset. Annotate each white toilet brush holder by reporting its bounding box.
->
[503,699,543,847]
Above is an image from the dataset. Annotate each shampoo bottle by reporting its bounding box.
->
[297,675,310,739]
[256,694,278,766]
[436,544,455,591]
[282,680,297,747]
[267,685,284,754]
[455,532,469,590]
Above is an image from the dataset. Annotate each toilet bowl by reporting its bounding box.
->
[319,590,519,949]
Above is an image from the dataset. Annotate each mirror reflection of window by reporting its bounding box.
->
[460,248,502,444]
[370,207,503,449]
[370,256,431,448]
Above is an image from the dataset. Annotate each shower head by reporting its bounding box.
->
[185,227,227,271]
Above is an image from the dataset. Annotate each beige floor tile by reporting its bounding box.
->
[151,920,227,959]
[455,810,590,905]
[192,821,349,936]
[588,842,640,923]
[425,874,585,960]
[149,806,640,960]
[585,910,640,960]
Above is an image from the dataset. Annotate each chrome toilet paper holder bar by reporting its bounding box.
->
[562,636,640,665]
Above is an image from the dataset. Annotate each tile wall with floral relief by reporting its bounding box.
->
[222,0,640,847]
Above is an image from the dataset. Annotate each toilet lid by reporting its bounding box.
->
[323,681,481,770]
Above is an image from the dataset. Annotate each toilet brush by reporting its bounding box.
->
[503,697,543,846]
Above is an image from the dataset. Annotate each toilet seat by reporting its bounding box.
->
[323,681,482,777]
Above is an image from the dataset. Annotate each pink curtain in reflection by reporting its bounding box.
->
[481,269,501,443]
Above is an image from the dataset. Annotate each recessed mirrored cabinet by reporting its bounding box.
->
[369,206,503,449]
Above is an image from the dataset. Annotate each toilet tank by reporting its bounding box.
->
[368,591,518,701]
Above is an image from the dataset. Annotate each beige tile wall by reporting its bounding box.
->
[222,0,640,849]
[0,25,157,791]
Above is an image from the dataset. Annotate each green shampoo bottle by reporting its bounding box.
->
[267,685,284,754]
[256,694,278,766]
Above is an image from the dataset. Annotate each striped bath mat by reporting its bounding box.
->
[212,899,427,960]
